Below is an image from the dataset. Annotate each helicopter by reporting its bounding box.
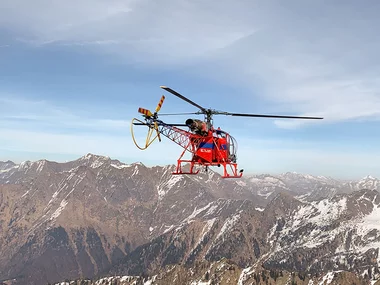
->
[131,86,323,178]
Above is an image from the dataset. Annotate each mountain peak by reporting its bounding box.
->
[0,160,17,172]
[80,153,110,161]
[362,175,377,180]
[131,161,145,166]
[76,153,113,168]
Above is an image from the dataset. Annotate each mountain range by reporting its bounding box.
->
[1,153,380,285]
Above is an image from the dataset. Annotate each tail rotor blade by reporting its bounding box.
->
[155,95,165,113]
[138,107,153,117]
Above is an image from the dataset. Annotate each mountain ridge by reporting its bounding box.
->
[1,153,377,182]
[1,153,380,284]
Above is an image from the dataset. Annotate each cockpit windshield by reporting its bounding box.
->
[227,134,238,162]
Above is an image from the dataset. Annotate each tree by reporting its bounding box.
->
[205,271,210,281]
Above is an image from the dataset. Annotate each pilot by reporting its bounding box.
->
[185,118,208,136]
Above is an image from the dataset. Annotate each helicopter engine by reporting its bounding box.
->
[185,118,208,135]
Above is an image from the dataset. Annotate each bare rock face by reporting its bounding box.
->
[0,154,259,284]
[1,154,380,284]
[107,190,380,284]
[51,261,370,285]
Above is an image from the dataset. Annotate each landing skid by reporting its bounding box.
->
[172,159,200,175]
[172,159,243,178]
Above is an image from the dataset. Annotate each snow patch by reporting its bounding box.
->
[238,266,255,285]
[50,199,68,220]
[111,163,131,169]
[192,218,217,253]
[205,203,219,216]
[163,225,175,234]
[236,180,247,187]
[0,165,17,173]
[185,202,214,222]
[90,159,104,168]
[19,161,31,170]
[131,165,139,176]
[292,197,347,228]
[216,213,240,240]
[120,276,136,282]
[36,160,46,172]
[166,175,183,189]
[258,190,274,199]
[318,272,335,285]
[158,175,183,200]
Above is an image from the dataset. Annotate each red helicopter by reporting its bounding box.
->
[131,86,323,178]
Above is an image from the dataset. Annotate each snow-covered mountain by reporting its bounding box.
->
[1,154,380,285]
[241,171,380,203]
[0,160,16,173]
[264,190,380,276]
[1,155,378,206]
[105,190,380,284]
[0,154,258,284]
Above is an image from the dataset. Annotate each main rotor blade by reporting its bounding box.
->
[227,112,323,119]
[160,86,207,113]
[133,122,188,127]
[158,112,200,116]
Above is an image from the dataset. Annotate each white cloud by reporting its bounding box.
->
[1,0,380,127]
[0,96,131,132]
[186,1,380,127]
[0,0,132,37]
[0,0,256,63]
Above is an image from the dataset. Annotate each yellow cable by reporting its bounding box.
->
[131,118,160,150]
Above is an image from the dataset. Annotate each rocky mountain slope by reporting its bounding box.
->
[0,160,16,172]
[52,263,374,285]
[103,190,380,284]
[1,154,380,284]
[0,154,260,284]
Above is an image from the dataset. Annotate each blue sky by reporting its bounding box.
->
[1,0,380,180]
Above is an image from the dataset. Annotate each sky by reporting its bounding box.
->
[1,0,380,180]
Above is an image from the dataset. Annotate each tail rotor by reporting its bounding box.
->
[131,95,166,149]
